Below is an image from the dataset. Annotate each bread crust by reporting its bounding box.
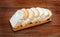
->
[13,19,51,31]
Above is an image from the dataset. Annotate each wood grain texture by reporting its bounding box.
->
[0,0,60,37]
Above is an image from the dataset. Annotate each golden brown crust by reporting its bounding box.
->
[13,19,51,31]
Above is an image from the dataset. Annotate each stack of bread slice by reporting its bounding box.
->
[10,7,52,31]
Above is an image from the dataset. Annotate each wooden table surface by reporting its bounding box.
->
[0,0,60,37]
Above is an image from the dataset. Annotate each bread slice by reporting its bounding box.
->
[36,7,44,17]
[10,10,25,28]
[39,8,49,21]
[30,8,40,17]
[21,8,29,19]
[21,8,37,27]
[38,8,52,21]
[32,7,44,22]
[30,8,40,23]
[20,9,32,27]
[27,9,35,19]
[36,7,52,21]
[10,7,52,31]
